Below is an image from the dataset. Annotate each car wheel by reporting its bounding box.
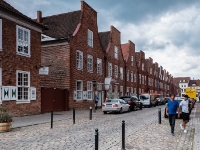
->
[119,108,123,114]
[103,111,107,114]
[140,104,143,110]
[149,103,152,108]
[128,107,131,112]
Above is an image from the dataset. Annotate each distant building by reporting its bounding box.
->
[173,77,190,96]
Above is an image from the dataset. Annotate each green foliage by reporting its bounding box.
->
[0,106,12,123]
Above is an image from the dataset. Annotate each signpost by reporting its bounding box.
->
[185,88,196,99]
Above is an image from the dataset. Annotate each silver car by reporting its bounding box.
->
[102,99,130,114]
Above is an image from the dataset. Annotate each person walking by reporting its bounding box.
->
[166,94,180,136]
[179,95,191,133]
[94,94,99,110]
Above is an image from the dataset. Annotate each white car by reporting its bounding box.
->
[102,99,130,114]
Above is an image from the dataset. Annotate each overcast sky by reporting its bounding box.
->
[6,0,200,79]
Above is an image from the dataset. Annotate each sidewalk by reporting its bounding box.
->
[193,101,200,150]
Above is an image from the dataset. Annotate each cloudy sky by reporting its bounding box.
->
[6,0,200,79]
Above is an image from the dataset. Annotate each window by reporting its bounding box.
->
[114,65,118,79]
[139,88,141,94]
[16,25,30,56]
[183,80,185,82]
[97,58,102,75]
[134,88,136,94]
[120,67,123,80]
[131,56,133,66]
[88,29,93,47]
[76,50,83,70]
[134,73,136,82]
[142,76,144,84]
[0,19,2,50]
[17,71,30,101]
[144,76,146,85]
[180,80,182,82]
[142,63,144,71]
[114,46,118,59]
[87,55,93,72]
[114,85,118,93]
[76,80,83,100]
[87,81,93,100]
[127,70,129,81]
[150,68,152,74]
[108,62,112,77]
[97,83,102,91]
[130,87,133,94]
[139,74,141,84]
[131,71,133,82]
[126,87,129,93]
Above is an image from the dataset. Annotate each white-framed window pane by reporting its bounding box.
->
[114,46,118,59]
[0,19,2,50]
[108,62,112,77]
[97,58,102,75]
[131,72,133,82]
[134,73,136,82]
[114,65,118,78]
[17,71,30,101]
[127,70,129,81]
[77,91,82,100]
[16,25,30,56]
[120,67,123,80]
[88,29,93,47]
[131,56,133,66]
[76,50,83,70]
[87,55,93,72]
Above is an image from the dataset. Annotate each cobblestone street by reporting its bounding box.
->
[0,103,199,150]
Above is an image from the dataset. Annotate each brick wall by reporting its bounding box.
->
[0,17,41,116]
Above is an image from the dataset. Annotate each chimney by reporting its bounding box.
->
[37,11,42,23]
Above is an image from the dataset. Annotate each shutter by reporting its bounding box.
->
[83,91,88,100]
[2,86,10,101]
[73,91,77,100]
[30,87,36,100]
[80,52,83,69]
[10,86,17,100]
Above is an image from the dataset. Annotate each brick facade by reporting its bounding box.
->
[0,1,46,116]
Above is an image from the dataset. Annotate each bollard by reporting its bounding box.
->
[158,108,161,124]
[51,111,54,129]
[90,106,92,120]
[95,129,99,150]
[122,120,125,150]
[73,108,75,124]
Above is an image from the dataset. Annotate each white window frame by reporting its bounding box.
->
[142,63,144,71]
[134,73,136,82]
[76,50,83,70]
[97,83,102,91]
[87,54,93,72]
[88,29,93,47]
[114,65,118,79]
[0,19,2,51]
[87,81,93,100]
[120,67,123,80]
[139,74,141,84]
[97,58,102,75]
[76,80,83,100]
[16,25,30,57]
[114,46,118,59]
[114,85,118,93]
[131,71,133,82]
[127,70,129,81]
[150,68,152,74]
[134,88,136,94]
[16,70,30,103]
[108,62,112,77]
[131,56,133,66]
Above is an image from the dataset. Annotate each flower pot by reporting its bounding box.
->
[0,122,11,132]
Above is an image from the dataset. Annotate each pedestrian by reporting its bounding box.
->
[166,94,180,136]
[94,94,99,110]
[179,95,191,133]
[105,97,108,102]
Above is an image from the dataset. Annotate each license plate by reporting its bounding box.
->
[106,104,112,107]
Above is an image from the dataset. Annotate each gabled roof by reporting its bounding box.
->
[121,43,129,62]
[41,10,81,38]
[188,80,200,86]
[99,31,110,52]
[0,0,47,29]
[173,77,190,84]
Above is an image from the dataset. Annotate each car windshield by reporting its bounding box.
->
[140,95,149,99]
[107,100,119,103]
[120,97,131,101]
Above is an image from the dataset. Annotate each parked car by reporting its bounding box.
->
[102,99,130,114]
[156,97,166,105]
[164,99,182,119]
[120,96,143,111]
[139,93,160,107]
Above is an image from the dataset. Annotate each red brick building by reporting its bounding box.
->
[99,26,125,99]
[135,50,148,96]
[0,1,46,116]
[39,1,105,111]
[121,40,137,96]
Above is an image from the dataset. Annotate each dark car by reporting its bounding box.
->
[164,99,182,119]
[120,96,143,111]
